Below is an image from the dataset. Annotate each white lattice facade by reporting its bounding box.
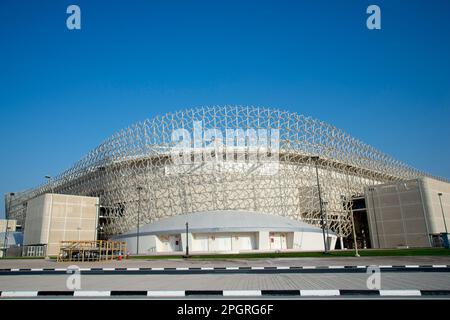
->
[6,106,445,240]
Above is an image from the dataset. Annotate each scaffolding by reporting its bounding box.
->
[57,240,126,262]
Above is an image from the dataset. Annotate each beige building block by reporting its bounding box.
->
[24,194,99,255]
[0,219,17,233]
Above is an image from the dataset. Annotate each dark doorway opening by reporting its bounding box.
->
[344,196,372,249]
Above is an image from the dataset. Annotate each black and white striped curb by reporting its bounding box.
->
[1,289,450,298]
[0,264,449,275]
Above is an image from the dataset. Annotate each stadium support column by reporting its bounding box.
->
[350,207,360,257]
[311,156,328,253]
[368,187,381,248]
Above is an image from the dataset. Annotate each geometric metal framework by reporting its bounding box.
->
[5,106,446,240]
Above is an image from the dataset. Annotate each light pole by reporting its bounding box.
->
[185,222,189,257]
[311,156,328,253]
[45,175,53,193]
[2,192,14,258]
[136,186,143,255]
[438,193,449,249]
[438,193,448,234]
[323,201,330,250]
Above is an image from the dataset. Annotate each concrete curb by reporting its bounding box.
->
[0,264,449,275]
[1,289,450,298]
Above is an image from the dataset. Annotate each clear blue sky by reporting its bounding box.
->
[1,0,450,217]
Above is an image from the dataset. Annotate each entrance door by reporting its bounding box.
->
[193,234,209,251]
[232,233,256,251]
[169,235,181,251]
[159,235,181,252]
[269,232,287,250]
[210,234,232,251]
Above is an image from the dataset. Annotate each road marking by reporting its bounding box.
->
[151,267,164,271]
[405,265,420,268]
[126,268,139,271]
[301,290,340,296]
[379,290,421,296]
[201,267,214,270]
[147,291,185,297]
[223,290,262,296]
[175,267,189,271]
[73,291,110,297]
[302,266,316,269]
[31,268,43,271]
[432,265,447,268]
[276,266,290,270]
[328,266,345,269]
[1,291,38,297]
[251,266,265,270]
[226,267,239,270]
[102,268,115,271]
[379,265,393,268]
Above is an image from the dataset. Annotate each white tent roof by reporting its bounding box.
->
[115,210,333,238]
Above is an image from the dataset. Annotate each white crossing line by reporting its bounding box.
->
[1,291,38,297]
[225,267,239,270]
[151,267,164,271]
[432,265,447,268]
[126,268,140,271]
[201,267,214,270]
[328,266,345,269]
[102,268,115,271]
[379,265,393,268]
[405,265,420,268]
[301,290,340,296]
[55,268,67,271]
[276,266,290,270]
[356,265,367,269]
[147,291,185,297]
[30,268,43,271]
[302,266,316,269]
[379,290,421,296]
[251,266,265,270]
[176,267,189,271]
[11,268,20,272]
[74,291,111,297]
[223,290,262,296]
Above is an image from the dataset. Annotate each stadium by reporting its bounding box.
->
[4,106,450,255]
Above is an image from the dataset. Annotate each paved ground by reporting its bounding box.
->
[1,272,450,291]
[1,256,450,268]
[2,257,449,296]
